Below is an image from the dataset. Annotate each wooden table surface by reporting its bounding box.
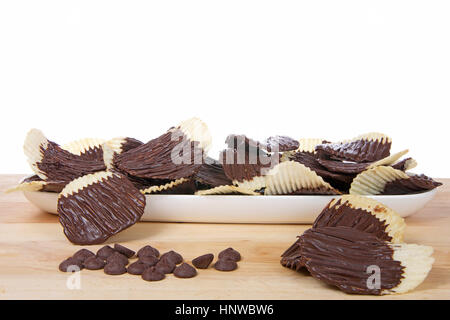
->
[0,174,449,300]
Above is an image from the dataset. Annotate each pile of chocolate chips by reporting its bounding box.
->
[59,244,241,281]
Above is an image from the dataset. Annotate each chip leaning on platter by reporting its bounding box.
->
[7,117,440,295]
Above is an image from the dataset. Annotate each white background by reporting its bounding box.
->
[0,1,449,177]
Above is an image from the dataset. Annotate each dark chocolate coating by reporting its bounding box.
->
[313,199,392,241]
[300,227,403,295]
[289,151,355,190]
[58,173,145,245]
[120,137,144,153]
[75,145,104,162]
[316,138,391,163]
[264,135,299,152]
[22,175,67,193]
[280,237,305,271]
[114,130,204,180]
[123,174,170,191]
[225,134,262,150]
[37,141,106,183]
[220,148,277,183]
[174,263,197,278]
[316,158,372,174]
[192,254,214,269]
[154,179,197,195]
[382,174,442,195]
[195,158,232,187]
[391,157,413,171]
[281,197,393,271]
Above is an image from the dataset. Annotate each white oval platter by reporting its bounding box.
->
[22,189,437,224]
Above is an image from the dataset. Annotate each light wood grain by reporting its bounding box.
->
[0,174,449,300]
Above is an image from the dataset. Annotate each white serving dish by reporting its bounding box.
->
[22,189,437,224]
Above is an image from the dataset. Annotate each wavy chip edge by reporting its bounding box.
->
[59,171,114,198]
[62,138,106,155]
[196,185,259,195]
[176,117,212,152]
[386,243,434,294]
[140,178,189,194]
[23,129,49,180]
[349,166,410,195]
[264,161,340,195]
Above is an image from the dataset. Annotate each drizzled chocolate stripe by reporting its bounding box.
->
[316,137,391,163]
[300,227,403,295]
[58,172,145,245]
[38,141,106,182]
[113,130,204,180]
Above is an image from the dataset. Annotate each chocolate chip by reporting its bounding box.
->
[114,244,135,258]
[154,259,176,274]
[138,255,159,267]
[174,263,197,278]
[214,259,238,271]
[96,245,116,260]
[72,249,95,263]
[218,248,241,262]
[104,261,127,275]
[106,252,129,266]
[137,245,160,258]
[160,250,183,265]
[83,256,106,270]
[127,261,149,275]
[142,267,165,282]
[59,257,83,272]
[192,254,214,269]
